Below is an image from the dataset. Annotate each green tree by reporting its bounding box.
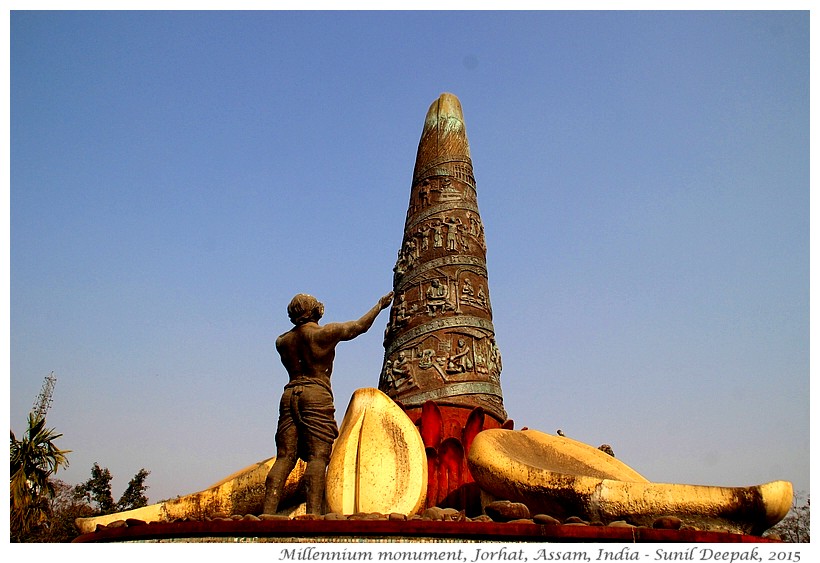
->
[10,413,70,542]
[116,468,150,511]
[28,479,94,542]
[73,462,115,514]
[73,463,151,516]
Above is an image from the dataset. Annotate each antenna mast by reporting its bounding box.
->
[32,371,57,421]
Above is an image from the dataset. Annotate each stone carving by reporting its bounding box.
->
[468,429,793,535]
[325,388,427,516]
[73,93,794,538]
[263,292,392,515]
[379,93,509,510]
[459,276,490,312]
[381,93,506,425]
[425,279,452,316]
[382,349,415,390]
[446,338,473,374]
[75,457,307,533]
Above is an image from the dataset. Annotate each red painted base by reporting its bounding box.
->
[72,518,782,543]
[402,401,512,514]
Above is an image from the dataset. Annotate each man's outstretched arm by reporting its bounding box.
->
[321,292,393,343]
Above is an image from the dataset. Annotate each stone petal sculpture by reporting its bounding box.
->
[467,428,793,535]
[75,457,306,534]
[380,92,508,510]
[325,388,427,516]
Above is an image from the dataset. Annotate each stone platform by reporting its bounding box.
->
[72,517,781,543]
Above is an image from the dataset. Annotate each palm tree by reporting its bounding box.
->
[10,413,70,541]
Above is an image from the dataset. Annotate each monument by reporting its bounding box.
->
[74,93,794,542]
[379,93,510,513]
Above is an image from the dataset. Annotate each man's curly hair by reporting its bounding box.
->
[287,294,323,325]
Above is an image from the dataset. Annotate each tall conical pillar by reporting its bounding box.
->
[379,93,509,512]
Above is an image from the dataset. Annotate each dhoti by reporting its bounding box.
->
[276,379,339,461]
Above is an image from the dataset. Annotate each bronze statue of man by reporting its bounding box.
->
[263,291,394,515]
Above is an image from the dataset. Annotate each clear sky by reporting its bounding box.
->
[9,9,810,506]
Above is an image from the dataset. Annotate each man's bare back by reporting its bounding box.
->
[276,291,393,382]
[263,291,393,515]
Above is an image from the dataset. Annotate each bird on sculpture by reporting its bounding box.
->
[598,444,615,457]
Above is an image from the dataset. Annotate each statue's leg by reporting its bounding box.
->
[294,384,338,515]
[263,435,298,514]
[304,441,332,515]
[263,395,298,515]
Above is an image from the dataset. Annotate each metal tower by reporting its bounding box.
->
[32,371,57,421]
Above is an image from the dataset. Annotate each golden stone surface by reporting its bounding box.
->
[325,388,427,515]
[75,457,305,534]
[467,428,792,535]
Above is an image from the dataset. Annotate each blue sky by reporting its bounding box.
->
[9,10,810,506]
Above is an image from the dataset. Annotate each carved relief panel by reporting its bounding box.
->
[382,93,507,424]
